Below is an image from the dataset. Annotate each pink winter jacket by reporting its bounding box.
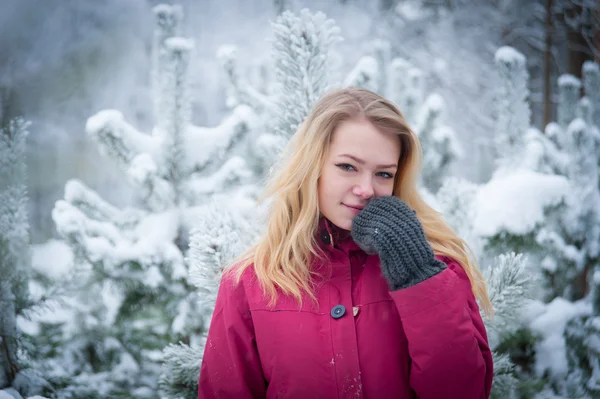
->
[198,220,493,399]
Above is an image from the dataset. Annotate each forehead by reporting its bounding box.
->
[329,118,401,163]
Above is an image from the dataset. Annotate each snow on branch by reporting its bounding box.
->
[344,56,378,92]
[185,105,257,172]
[272,8,342,138]
[217,44,272,112]
[86,110,160,167]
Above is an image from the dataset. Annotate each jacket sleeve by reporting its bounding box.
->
[198,271,267,398]
[389,256,493,399]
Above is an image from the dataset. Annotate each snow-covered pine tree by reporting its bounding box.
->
[556,63,600,394]
[538,118,600,302]
[477,48,600,398]
[484,253,536,399]
[557,74,581,132]
[564,265,600,398]
[530,62,600,303]
[414,93,463,193]
[216,45,271,113]
[37,4,258,398]
[343,56,379,92]
[0,118,50,399]
[272,9,341,139]
[435,179,540,398]
[216,9,341,179]
[0,118,30,394]
[493,46,531,172]
[479,47,569,260]
[435,177,483,258]
[583,61,600,131]
[159,203,261,399]
[159,9,343,398]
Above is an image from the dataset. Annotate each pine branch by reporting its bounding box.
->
[86,110,160,168]
[159,342,202,399]
[272,9,342,138]
[344,56,379,92]
[185,105,256,174]
[184,157,252,201]
[217,45,272,112]
[484,253,535,335]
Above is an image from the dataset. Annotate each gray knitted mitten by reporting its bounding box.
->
[351,196,446,291]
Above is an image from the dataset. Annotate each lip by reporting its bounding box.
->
[343,204,364,211]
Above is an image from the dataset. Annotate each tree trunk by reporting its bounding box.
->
[0,281,19,388]
[567,29,589,78]
[594,5,600,63]
[543,0,553,127]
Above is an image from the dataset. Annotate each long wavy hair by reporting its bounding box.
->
[230,87,493,317]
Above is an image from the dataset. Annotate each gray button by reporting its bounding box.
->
[320,230,331,245]
[331,305,346,319]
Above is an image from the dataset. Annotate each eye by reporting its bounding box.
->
[335,163,356,172]
[377,171,394,179]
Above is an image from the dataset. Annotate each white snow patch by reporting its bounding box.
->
[473,169,569,237]
[395,1,424,21]
[165,37,195,52]
[494,46,525,65]
[528,297,591,378]
[31,239,74,279]
[557,74,581,88]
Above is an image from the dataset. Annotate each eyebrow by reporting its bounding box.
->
[338,154,398,169]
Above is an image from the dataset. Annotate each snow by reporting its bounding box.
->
[528,298,591,378]
[544,122,562,139]
[423,93,444,113]
[494,46,526,65]
[473,169,569,237]
[86,110,161,160]
[165,37,195,52]
[31,239,74,279]
[185,104,257,170]
[395,1,424,21]
[144,265,165,288]
[216,44,237,60]
[128,153,157,183]
[101,282,124,326]
[433,126,463,157]
[0,390,22,399]
[558,74,581,88]
[583,60,600,73]
[172,298,189,334]
[186,156,252,195]
[152,3,178,16]
[567,117,587,133]
[344,56,378,89]
[433,58,447,73]
[86,110,123,137]
[113,352,140,375]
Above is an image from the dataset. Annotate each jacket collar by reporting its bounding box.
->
[317,217,361,253]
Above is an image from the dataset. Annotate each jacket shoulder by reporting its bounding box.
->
[435,255,471,284]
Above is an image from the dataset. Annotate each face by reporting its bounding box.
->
[318,118,402,231]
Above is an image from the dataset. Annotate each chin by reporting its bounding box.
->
[332,216,352,231]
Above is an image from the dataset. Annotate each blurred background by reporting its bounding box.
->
[1,0,597,243]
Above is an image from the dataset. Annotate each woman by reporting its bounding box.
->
[198,87,494,399]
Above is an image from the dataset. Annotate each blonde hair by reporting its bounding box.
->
[230,87,493,317]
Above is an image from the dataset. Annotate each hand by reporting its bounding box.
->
[351,196,446,291]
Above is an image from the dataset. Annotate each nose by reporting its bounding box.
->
[352,176,374,200]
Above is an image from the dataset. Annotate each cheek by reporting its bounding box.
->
[374,180,395,197]
[318,169,346,203]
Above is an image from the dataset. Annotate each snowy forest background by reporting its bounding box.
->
[1,0,599,398]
